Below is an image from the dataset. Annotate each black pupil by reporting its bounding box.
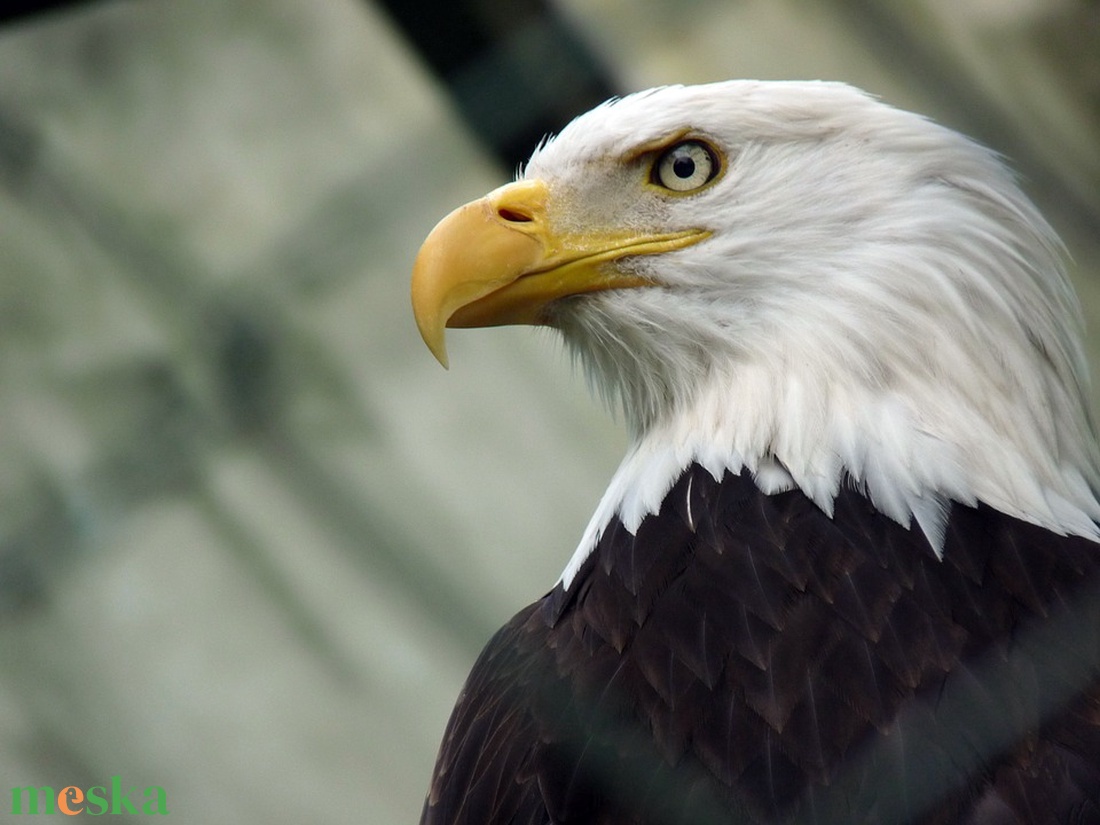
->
[672,154,696,179]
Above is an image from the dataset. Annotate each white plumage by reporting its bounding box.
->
[521,81,1100,586]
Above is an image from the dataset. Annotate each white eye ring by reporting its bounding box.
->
[653,140,718,192]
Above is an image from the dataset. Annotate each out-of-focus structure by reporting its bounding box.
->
[0,1,1096,821]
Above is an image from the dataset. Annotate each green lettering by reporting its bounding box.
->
[143,786,169,815]
[109,775,137,815]
[11,785,56,815]
[85,785,108,815]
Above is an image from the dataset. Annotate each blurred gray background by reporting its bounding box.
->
[0,0,1096,821]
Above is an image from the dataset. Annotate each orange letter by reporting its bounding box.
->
[57,785,84,815]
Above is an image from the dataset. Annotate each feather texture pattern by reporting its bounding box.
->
[422,468,1100,824]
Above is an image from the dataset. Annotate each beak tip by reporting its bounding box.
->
[434,347,450,370]
[412,286,450,369]
[419,322,450,369]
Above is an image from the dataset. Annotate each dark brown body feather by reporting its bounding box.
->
[421,466,1100,824]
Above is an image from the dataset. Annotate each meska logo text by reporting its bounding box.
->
[11,777,168,816]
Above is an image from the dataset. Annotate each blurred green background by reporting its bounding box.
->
[0,0,1097,821]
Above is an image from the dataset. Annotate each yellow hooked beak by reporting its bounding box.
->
[410,179,709,367]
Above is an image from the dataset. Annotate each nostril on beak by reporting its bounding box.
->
[498,207,534,223]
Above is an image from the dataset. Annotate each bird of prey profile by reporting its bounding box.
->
[410,80,1100,824]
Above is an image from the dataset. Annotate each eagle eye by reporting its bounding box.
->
[652,140,719,192]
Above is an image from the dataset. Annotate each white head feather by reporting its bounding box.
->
[519,81,1100,586]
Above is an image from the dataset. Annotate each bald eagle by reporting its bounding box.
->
[410,81,1100,824]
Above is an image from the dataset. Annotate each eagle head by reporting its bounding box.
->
[411,80,1100,577]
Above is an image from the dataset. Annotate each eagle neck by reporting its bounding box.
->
[559,366,1100,591]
